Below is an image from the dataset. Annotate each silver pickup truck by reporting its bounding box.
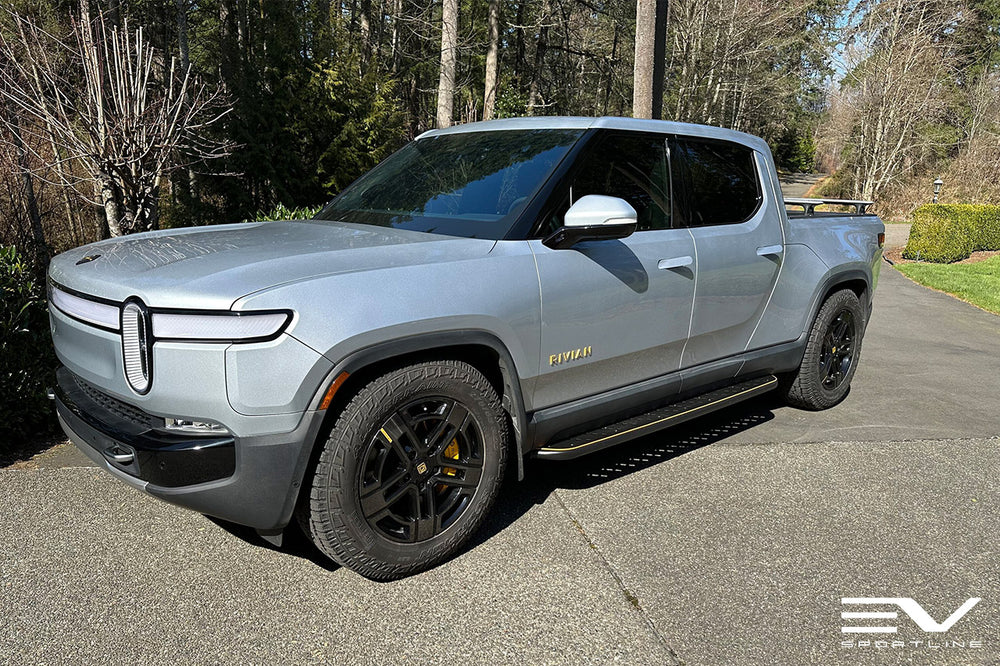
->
[48,117,884,579]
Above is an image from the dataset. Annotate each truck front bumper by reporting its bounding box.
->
[54,367,325,531]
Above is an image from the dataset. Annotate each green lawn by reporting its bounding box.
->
[897,256,1000,315]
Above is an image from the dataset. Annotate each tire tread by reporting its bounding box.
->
[301,360,508,580]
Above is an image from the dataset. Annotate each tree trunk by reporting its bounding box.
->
[176,0,190,68]
[176,0,198,212]
[483,0,500,120]
[435,0,459,128]
[359,0,372,60]
[527,0,552,115]
[98,174,123,237]
[633,0,667,119]
[391,0,402,73]
[5,110,49,262]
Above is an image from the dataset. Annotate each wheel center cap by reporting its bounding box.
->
[415,461,429,475]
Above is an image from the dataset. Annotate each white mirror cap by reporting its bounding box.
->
[564,195,638,228]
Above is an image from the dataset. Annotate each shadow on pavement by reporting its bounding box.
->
[0,435,69,468]
[209,393,783,573]
[471,393,782,548]
[205,514,341,572]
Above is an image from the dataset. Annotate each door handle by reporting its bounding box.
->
[756,244,783,257]
[657,256,693,270]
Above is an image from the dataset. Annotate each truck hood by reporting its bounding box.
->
[49,220,497,310]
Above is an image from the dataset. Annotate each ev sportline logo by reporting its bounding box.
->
[841,597,981,634]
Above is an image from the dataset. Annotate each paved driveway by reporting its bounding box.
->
[3,266,999,665]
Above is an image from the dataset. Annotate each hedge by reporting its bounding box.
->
[0,246,57,446]
[903,204,1000,263]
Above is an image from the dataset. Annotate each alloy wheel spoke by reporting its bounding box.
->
[436,485,473,516]
[436,458,483,472]
[361,479,415,520]
[820,352,835,376]
[412,515,438,542]
[427,402,471,456]
[412,486,440,541]
[384,412,425,457]
[833,315,851,342]
[360,467,409,499]
[432,468,481,488]
[372,441,393,480]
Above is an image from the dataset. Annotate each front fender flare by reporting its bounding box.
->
[308,329,531,480]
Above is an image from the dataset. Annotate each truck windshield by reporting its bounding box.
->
[313,129,583,239]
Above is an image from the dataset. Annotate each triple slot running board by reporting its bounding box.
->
[535,375,778,460]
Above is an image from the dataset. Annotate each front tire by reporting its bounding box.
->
[301,360,509,579]
[785,289,866,410]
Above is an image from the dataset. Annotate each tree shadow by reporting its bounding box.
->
[0,433,65,468]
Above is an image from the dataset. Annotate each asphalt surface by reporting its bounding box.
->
[778,172,824,198]
[3,261,999,665]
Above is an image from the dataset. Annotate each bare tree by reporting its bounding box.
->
[0,3,230,238]
[0,97,48,262]
[435,0,458,128]
[483,0,500,120]
[831,0,963,202]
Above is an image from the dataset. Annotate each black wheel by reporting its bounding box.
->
[300,360,508,579]
[785,289,866,410]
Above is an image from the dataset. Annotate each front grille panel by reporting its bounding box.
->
[72,374,162,430]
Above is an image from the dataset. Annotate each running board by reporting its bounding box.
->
[534,375,778,460]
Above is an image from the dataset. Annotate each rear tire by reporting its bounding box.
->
[300,360,508,580]
[785,289,866,410]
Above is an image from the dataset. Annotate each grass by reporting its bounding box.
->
[897,256,1000,315]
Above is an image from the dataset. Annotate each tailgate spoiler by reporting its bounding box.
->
[785,197,875,216]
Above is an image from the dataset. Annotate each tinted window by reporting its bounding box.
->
[675,139,761,226]
[560,132,671,233]
[313,129,582,239]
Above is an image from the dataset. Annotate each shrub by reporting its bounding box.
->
[903,204,1000,263]
[249,203,323,222]
[0,246,57,446]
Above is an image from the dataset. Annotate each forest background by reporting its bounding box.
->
[1,0,998,445]
[1,0,999,268]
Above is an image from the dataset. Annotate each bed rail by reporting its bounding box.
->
[784,197,875,216]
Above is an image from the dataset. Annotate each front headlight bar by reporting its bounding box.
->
[50,283,292,344]
[50,285,121,331]
[151,311,290,342]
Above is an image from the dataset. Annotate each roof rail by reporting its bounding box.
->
[784,197,875,216]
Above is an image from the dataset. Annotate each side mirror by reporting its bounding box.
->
[543,195,638,249]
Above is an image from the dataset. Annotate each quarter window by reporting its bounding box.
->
[674,138,761,226]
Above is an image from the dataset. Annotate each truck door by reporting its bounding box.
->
[672,137,783,369]
[528,131,696,411]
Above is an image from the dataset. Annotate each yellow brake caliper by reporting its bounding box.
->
[442,439,460,477]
